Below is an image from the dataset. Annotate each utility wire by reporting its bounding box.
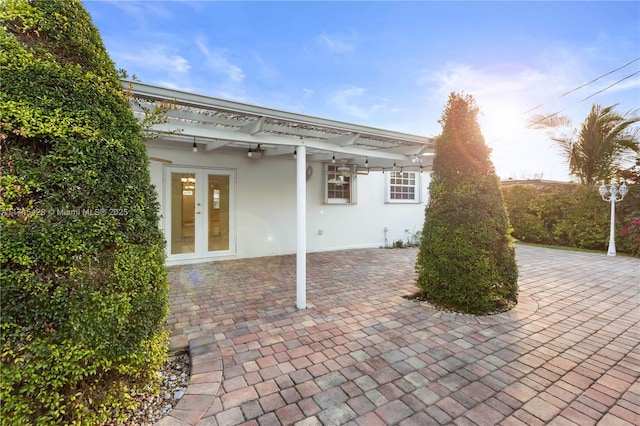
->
[560,57,639,98]
[485,58,639,178]
[482,58,639,148]
[580,71,640,102]
[521,104,544,115]
[521,57,640,118]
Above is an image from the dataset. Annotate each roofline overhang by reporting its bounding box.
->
[122,80,434,170]
[122,80,433,147]
[148,123,419,161]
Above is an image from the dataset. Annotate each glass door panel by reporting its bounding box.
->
[166,167,234,262]
[170,173,196,254]
[208,174,230,252]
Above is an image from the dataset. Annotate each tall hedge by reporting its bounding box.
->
[503,181,640,256]
[0,1,169,424]
[415,93,518,314]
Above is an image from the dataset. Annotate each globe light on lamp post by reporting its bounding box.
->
[598,181,628,256]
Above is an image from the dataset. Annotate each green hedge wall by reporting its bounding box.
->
[1,0,169,423]
[502,183,640,257]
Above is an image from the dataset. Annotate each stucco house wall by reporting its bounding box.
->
[147,146,429,264]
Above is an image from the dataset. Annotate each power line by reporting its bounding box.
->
[520,57,640,117]
[580,71,640,102]
[485,58,639,178]
[520,59,640,129]
[560,57,639,98]
[521,104,544,115]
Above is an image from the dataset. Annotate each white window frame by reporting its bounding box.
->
[324,163,357,204]
[386,171,421,204]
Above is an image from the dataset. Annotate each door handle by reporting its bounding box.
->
[196,211,201,214]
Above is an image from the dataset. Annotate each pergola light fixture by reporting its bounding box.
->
[248,144,263,158]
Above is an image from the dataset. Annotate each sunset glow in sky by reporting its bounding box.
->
[85,1,640,181]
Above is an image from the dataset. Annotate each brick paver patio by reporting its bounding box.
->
[156,244,639,426]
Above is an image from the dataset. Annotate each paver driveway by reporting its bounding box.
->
[157,244,639,426]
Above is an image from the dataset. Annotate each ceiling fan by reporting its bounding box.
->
[336,163,354,177]
[326,161,353,185]
[336,159,369,177]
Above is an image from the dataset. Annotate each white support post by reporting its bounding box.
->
[296,145,307,309]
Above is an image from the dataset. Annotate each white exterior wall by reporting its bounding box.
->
[146,146,429,262]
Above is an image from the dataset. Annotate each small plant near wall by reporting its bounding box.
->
[406,228,421,247]
[393,239,405,248]
[384,229,421,249]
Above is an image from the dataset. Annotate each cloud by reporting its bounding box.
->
[115,45,190,75]
[196,38,245,82]
[252,53,279,81]
[413,62,581,181]
[416,63,553,110]
[328,86,387,120]
[316,31,356,54]
[99,0,173,27]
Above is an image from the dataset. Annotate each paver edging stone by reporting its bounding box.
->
[421,293,538,325]
[155,336,223,426]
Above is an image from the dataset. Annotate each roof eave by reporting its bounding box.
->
[122,80,434,147]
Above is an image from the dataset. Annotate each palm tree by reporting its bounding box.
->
[530,104,640,184]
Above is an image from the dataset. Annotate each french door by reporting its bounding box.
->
[165,167,235,262]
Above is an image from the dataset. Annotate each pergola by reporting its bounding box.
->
[124,80,435,309]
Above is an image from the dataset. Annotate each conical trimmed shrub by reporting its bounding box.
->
[416,93,518,314]
[1,0,168,423]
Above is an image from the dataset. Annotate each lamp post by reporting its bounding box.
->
[598,181,628,256]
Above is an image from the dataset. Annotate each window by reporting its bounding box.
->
[324,164,357,204]
[386,171,421,203]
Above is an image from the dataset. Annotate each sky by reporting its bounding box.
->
[84,1,640,182]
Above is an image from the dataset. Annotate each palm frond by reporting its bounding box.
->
[528,113,572,129]
[530,104,640,184]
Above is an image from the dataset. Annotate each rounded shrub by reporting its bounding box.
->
[415,93,518,315]
[501,184,551,243]
[551,185,609,250]
[0,0,169,423]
